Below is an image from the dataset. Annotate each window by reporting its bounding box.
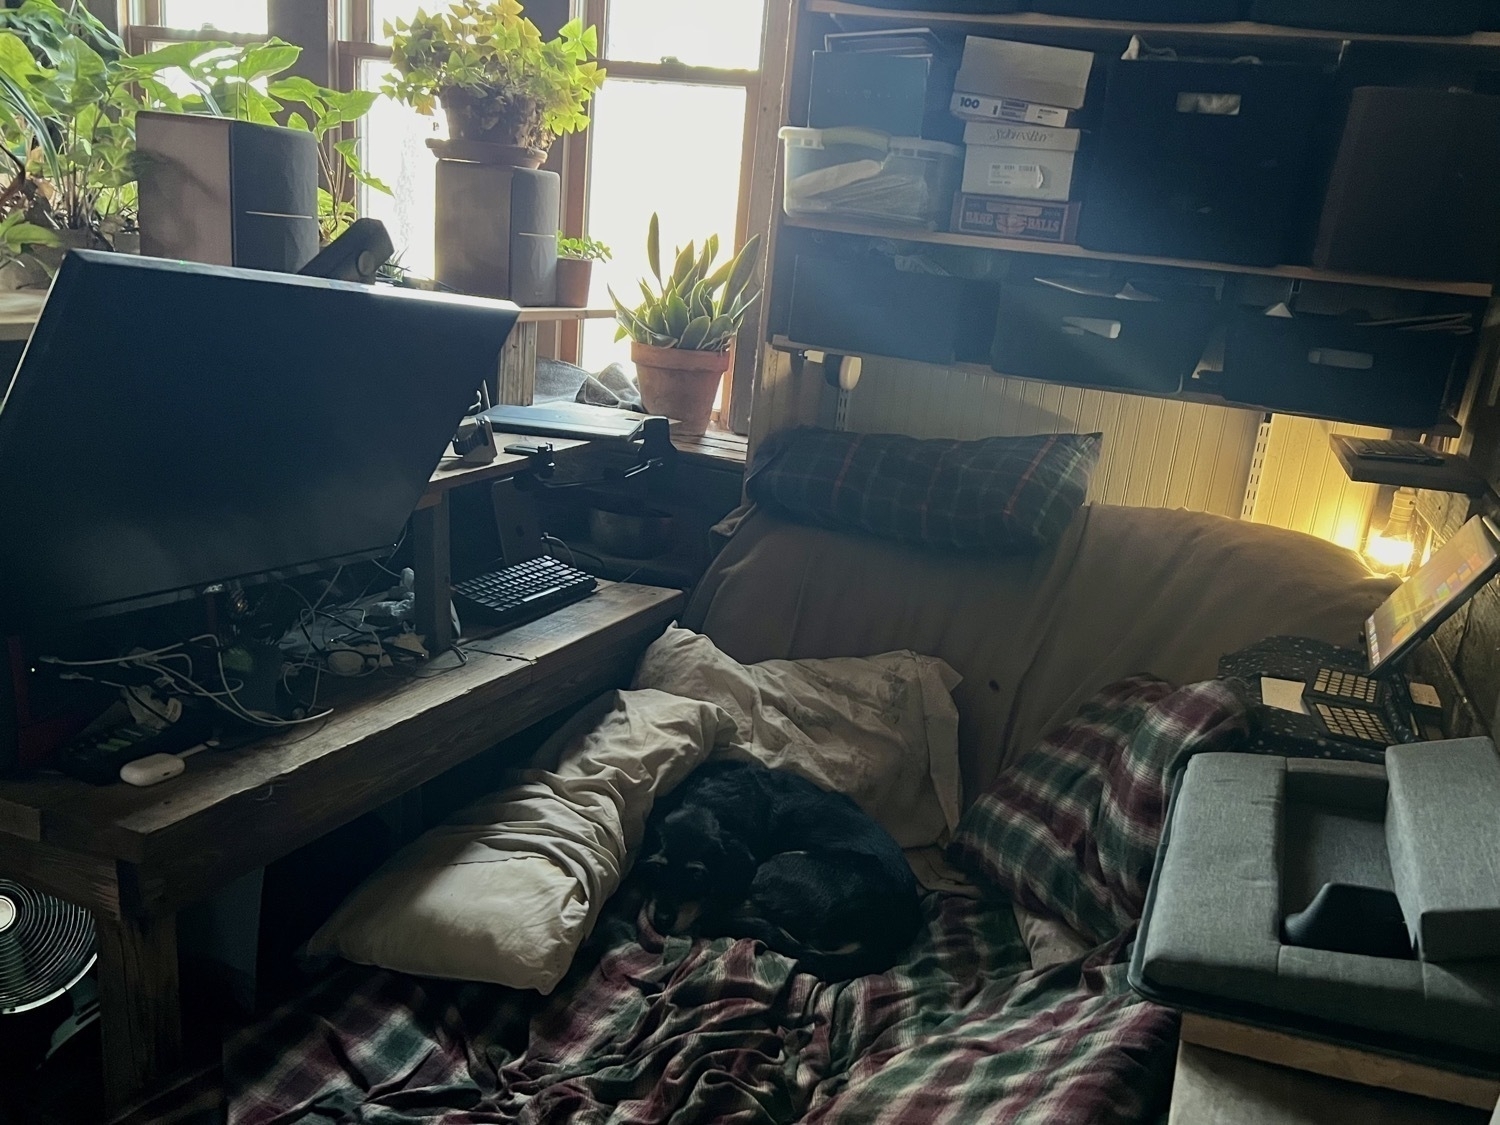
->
[115,0,775,430]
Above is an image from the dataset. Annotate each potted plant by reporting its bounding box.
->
[383,1,605,168]
[610,213,761,436]
[555,232,608,307]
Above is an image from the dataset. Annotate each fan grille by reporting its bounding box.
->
[0,880,96,1014]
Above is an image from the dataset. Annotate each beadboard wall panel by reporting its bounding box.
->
[842,357,1262,517]
[1244,414,1391,551]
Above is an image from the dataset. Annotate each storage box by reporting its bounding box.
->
[962,144,1077,199]
[991,278,1218,393]
[779,126,963,230]
[951,194,1081,242]
[1220,309,1461,427]
[1313,88,1500,283]
[954,36,1094,112]
[809,51,932,137]
[786,254,989,365]
[1385,739,1500,963]
[1077,55,1330,266]
[1248,0,1484,34]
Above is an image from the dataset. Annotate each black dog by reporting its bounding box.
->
[637,759,923,980]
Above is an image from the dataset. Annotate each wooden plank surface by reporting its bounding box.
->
[515,306,614,322]
[0,833,123,919]
[0,290,44,341]
[0,584,681,876]
[97,913,181,1112]
[1180,1014,1500,1111]
[418,432,589,508]
[673,429,749,466]
[1171,1043,1492,1125]
[806,0,1500,47]
[781,215,1496,299]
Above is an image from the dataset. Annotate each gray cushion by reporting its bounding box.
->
[1139,753,1500,1057]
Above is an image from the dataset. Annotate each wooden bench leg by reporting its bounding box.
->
[96,911,182,1113]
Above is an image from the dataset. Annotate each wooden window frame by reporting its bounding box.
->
[107,0,785,435]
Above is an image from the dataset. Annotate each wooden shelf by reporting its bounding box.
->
[806,0,1500,48]
[781,216,1496,299]
[515,305,615,323]
[770,334,1464,436]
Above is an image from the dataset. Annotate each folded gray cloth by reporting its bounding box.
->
[535,358,643,413]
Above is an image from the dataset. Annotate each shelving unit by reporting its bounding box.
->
[782,216,1494,298]
[748,1,1500,444]
[806,0,1500,47]
[770,334,1465,436]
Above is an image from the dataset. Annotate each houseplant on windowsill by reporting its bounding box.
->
[383,0,605,169]
[610,213,761,436]
[555,232,608,307]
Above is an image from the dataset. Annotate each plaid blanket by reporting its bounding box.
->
[226,885,1175,1124]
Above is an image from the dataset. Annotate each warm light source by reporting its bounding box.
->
[1364,534,1416,573]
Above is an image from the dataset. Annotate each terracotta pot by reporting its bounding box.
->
[631,341,730,436]
[426,136,545,169]
[555,258,593,306]
[439,86,550,156]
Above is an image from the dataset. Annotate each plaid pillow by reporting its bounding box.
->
[745,428,1101,553]
[949,676,1248,946]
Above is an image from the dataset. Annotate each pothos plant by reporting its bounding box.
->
[383,1,604,154]
[0,0,388,276]
[611,213,761,352]
[557,232,610,262]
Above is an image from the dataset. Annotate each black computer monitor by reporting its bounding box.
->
[0,250,518,627]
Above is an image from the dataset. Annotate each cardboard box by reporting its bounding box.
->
[962,120,1080,152]
[962,144,1077,199]
[951,193,1081,242]
[949,91,1073,127]
[954,36,1094,111]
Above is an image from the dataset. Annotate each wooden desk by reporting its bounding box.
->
[0,581,682,1110]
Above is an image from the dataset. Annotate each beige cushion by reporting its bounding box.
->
[684,503,1394,799]
[633,626,964,848]
[306,690,735,991]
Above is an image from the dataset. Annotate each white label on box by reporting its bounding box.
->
[950,91,1071,128]
[986,161,1046,192]
[956,35,1093,110]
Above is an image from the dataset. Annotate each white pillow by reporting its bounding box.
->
[633,626,963,848]
[306,689,736,992]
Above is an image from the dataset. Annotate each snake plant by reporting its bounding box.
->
[611,213,761,352]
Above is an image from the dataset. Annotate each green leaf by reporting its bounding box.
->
[678,315,712,350]
[646,211,660,283]
[670,241,696,289]
[231,41,301,82]
[124,40,220,74]
[664,291,691,338]
[716,234,762,316]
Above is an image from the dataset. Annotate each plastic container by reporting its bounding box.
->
[779,126,963,231]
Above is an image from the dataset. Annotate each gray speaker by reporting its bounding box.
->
[136,111,321,274]
[431,142,559,304]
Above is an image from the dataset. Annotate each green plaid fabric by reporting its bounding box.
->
[949,676,1249,946]
[745,428,1101,553]
[226,885,1176,1124]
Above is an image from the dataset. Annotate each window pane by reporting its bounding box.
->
[371,0,429,43]
[159,0,267,33]
[606,0,765,71]
[581,79,746,373]
[358,58,446,280]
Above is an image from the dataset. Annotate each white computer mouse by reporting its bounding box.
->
[120,753,187,787]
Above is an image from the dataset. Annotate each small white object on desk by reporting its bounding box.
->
[1261,676,1311,716]
[118,741,211,787]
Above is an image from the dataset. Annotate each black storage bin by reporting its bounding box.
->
[786,254,978,366]
[990,279,1219,393]
[1220,311,1461,427]
[1078,56,1330,266]
[1029,0,1240,20]
[1248,0,1483,35]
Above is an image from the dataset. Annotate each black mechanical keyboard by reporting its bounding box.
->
[451,556,597,630]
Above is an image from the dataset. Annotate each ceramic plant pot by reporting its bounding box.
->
[555,257,593,306]
[630,341,730,436]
